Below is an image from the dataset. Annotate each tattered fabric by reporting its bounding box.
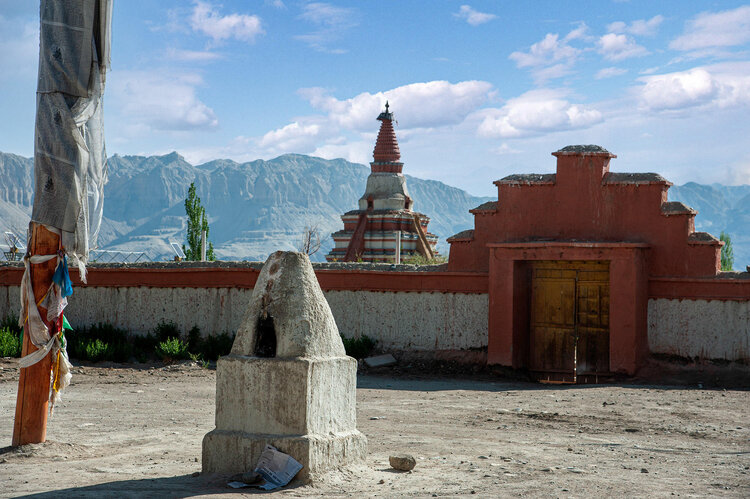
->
[20,0,112,413]
[31,0,112,272]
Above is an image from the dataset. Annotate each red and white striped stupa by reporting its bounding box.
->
[326,102,439,262]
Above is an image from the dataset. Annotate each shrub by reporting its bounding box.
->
[0,313,21,336]
[153,320,181,342]
[340,334,376,359]
[200,332,235,361]
[0,327,22,358]
[68,322,132,363]
[83,339,113,363]
[156,337,189,363]
[401,254,447,265]
[187,325,203,353]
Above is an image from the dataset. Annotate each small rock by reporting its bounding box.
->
[191,471,200,478]
[478,455,489,459]
[641,468,649,473]
[378,479,385,484]
[541,467,552,472]
[389,454,416,471]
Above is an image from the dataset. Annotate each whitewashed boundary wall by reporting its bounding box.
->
[0,284,488,354]
[325,290,487,351]
[648,299,749,361]
[2,263,748,362]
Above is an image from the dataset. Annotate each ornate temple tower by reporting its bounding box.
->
[326,103,438,262]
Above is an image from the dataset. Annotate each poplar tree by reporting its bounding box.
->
[183,182,215,261]
[720,231,733,271]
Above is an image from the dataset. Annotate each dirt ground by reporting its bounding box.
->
[0,358,748,498]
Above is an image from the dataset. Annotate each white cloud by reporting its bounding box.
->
[258,120,326,153]
[531,63,574,81]
[509,26,588,82]
[109,70,219,132]
[165,48,223,62]
[296,3,357,53]
[722,155,750,185]
[510,33,579,68]
[637,65,750,112]
[476,89,603,139]
[492,143,522,155]
[597,33,648,61]
[595,67,628,79]
[300,80,494,131]
[190,1,264,43]
[670,6,750,51]
[639,66,661,75]
[564,23,590,42]
[238,80,494,162]
[607,15,663,36]
[639,69,718,111]
[454,5,497,26]
[312,140,370,164]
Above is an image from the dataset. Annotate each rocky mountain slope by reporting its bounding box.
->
[0,151,492,262]
[1,151,748,267]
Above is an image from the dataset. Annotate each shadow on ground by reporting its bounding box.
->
[17,473,300,498]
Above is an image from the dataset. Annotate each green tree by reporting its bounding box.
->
[183,182,215,261]
[720,231,733,271]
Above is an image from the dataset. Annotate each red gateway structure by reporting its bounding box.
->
[447,145,723,382]
[326,103,438,262]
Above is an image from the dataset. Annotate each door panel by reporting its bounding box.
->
[530,272,576,376]
[529,261,610,383]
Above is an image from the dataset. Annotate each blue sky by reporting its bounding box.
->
[1,1,749,196]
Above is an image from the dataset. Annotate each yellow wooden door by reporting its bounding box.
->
[529,261,610,383]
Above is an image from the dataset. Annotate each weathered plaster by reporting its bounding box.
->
[67,286,253,336]
[0,286,20,321]
[0,284,488,354]
[648,298,750,360]
[324,290,488,351]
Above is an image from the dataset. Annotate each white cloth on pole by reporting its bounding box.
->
[31,0,112,276]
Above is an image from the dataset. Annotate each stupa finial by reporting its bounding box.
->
[377,101,394,121]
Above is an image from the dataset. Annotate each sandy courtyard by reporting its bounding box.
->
[0,359,748,498]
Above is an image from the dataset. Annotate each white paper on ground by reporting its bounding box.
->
[254,445,303,490]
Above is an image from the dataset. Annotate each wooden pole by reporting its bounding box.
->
[12,223,60,446]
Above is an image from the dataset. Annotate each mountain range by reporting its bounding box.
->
[1,151,748,268]
[0,151,492,262]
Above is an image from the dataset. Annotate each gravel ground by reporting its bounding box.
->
[0,358,748,498]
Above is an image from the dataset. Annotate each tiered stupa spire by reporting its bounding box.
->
[326,103,439,263]
[371,102,402,170]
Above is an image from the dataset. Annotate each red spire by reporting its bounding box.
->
[371,102,402,172]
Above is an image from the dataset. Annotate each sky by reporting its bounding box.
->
[1,1,749,196]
